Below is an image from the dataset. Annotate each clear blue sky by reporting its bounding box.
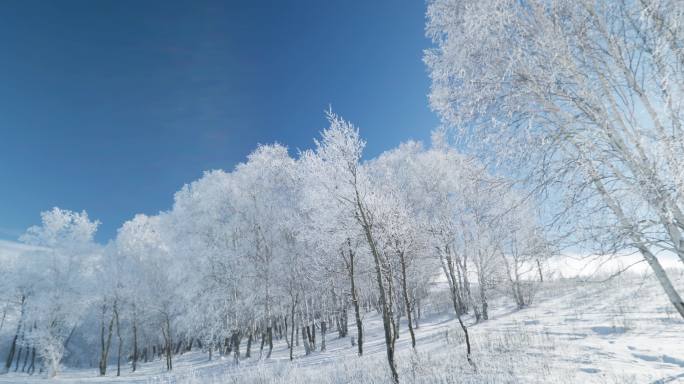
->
[0,0,438,242]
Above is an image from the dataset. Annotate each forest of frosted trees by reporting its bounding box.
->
[1,0,684,383]
[0,112,551,380]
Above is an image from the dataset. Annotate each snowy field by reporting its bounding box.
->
[2,271,682,384]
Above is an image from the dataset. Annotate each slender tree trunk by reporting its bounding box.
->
[162,315,173,371]
[289,310,296,361]
[398,250,416,349]
[231,331,241,364]
[27,346,35,375]
[266,325,273,358]
[131,316,138,372]
[246,332,252,358]
[306,326,314,352]
[21,341,30,372]
[441,246,475,367]
[14,344,22,372]
[99,303,116,376]
[536,259,544,282]
[0,305,7,334]
[114,303,122,377]
[320,320,327,352]
[310,322,316,350]
[456,313,474,367]
[348,245,364,356]
[301,326,311,355]
[338,306,348,338]
[480,285,489,321]
[284,317,291,349]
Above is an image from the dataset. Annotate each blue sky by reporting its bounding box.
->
[0,0,438,242]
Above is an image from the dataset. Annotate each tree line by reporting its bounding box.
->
[0,112,549,382]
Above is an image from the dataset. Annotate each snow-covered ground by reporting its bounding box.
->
[2,271,683,383]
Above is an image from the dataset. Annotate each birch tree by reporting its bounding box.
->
[302,111,400,383]
[426,0,684,317]
[19,208,100,377]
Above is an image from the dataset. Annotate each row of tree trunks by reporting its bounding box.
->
[4,315,36,376]
[4,295,26,374]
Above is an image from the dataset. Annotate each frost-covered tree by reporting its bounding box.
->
[116,214,180,371]
[17,208,100,377]
[1,112,556,380]
[232,144,300,359]
[302,111,400,383]
[426,0,684,317]
[299,143,370,356]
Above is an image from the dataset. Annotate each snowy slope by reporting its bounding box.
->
[1,271,683,383]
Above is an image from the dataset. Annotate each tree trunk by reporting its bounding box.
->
[13,345,22,372]
[131,316,138,372]
[338,306,348,338]
[27,346,35,375]
[441,246,475,366]
[456,313,474,367]
[99,303,116,376]
[398,250,416,349]
[114,303,122,377]
[0,304,7,333]
[310,323,316,350]
[348,245,364,356]
[21,341,30,372]
[289,311,296,361]
[301,326,311,355]
[536,259,544,282]
[480,285,489,321]
[306,325,314,352]
[163,315,173,371]
[246,332,252,358]
[266,326,273,358]
[320,321,327,352]
[231,331,241,364]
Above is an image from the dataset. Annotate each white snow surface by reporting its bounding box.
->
[2,272,683,384]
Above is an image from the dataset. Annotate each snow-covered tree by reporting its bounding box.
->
[426,0,684,317]
[301,110,400,383]
[18,208,100,377]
